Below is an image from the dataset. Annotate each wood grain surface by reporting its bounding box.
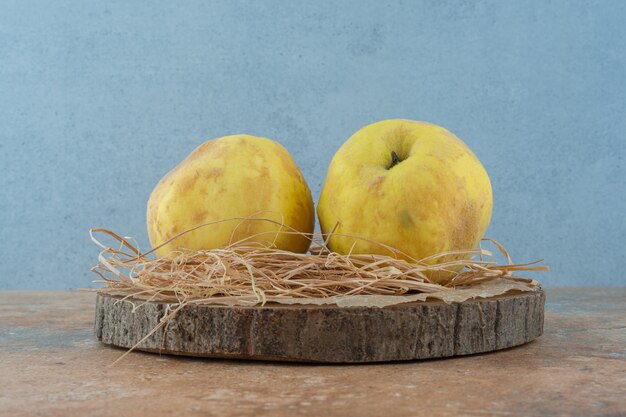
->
[1,289,625,416]
[95,290,545,362]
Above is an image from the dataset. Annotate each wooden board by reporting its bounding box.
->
[95,289,544,362]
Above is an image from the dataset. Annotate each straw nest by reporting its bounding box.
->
[91,218,547,306]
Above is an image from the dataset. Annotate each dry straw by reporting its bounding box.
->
[91,217,548,306]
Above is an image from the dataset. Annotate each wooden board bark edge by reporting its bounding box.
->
[95,290,545,363]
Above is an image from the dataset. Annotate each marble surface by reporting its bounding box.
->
[1,288,625,416]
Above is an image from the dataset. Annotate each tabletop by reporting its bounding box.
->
[1,289,625,417]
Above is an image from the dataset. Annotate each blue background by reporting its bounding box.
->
[1,0,625,289]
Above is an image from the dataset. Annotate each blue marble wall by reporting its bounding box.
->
[1,0,624,288]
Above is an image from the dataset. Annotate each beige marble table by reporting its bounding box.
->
[1,289,625,416]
